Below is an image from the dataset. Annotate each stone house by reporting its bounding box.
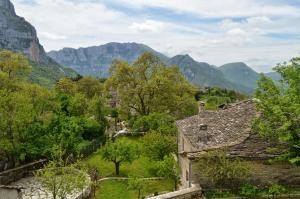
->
[176,99,300,189]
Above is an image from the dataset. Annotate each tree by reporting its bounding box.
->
[128,177,145,199]
[107,52,198,119]
[254,57,300,165]
[132,112,177,136]
[156,155,180,191]
[110,108,119,130]
[0,88,33,164]
[45,114,85,159]
[0,50,31,79]
[142,131,176,161]
[198,150,249,189]
[68,93,88,116]
[77,76,103,99]
[35,161,89,199]
[88,96,106,122]
[55,78,76,95]
[101,139,139,175]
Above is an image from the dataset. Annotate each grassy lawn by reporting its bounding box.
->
[83,136,174,199]
[95,179,173,199]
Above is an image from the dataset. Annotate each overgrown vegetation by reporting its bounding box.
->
[254,57,300,165]
[198,150,249,189]
[0,50,107,166]
[204,183,291,199]
[195,87,246,110]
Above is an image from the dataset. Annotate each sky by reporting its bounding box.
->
[11,0,300,72]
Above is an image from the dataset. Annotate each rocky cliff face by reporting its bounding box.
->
[0,0,52,64]
[48,42,168,76]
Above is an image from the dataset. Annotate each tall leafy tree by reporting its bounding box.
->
[107,52,198,119]
[254,57,300,165]
[0,50,31,79]
[132,113,177,136]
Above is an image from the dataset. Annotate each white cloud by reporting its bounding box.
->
[115,0,300,18]
[40,32,66,40]
[130,20,164,33]
[10,0,300,73]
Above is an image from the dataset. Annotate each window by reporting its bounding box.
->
[186,170,189,181]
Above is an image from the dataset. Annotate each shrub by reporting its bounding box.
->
[239,184,258,198]
[268,183,286,198]
[198,150,249,189]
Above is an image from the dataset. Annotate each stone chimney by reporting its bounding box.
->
[198,101,205,113]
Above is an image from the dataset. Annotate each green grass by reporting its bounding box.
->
[95,179,173,199]
[85,137,155,177]
[82,137,174,199]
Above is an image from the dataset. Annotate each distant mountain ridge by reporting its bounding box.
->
[219,62,261,93]
[0,0,77,87]
[167,55,236,89]
[48,42,168,77]
[49,42,278,93]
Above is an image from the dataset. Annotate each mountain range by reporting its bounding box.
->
[1,0,279,93]
[49,43,279,94]
[0,0,76,87]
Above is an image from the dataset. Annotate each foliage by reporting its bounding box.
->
[156,155,180,191]
[101,139,139,175]
[0,50,107,164]
[35,161,89,199]
[239,184,258,198]
[198,150,249,189]
[95,179,173,199]
[0,50,31,79]
[132,112,177,136]
[106,52,198,119]
[195,87,246,110]
[204,190,236,199]
[254,57,300,165]
[128,177,145,199]
[141,131,176,161]
[268,183,287,197]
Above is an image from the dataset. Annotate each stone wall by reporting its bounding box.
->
[192,160,300,189]
[0,186,22,199]
[146,184,202,199]
[178,128,198,188]
[0,159,46,185]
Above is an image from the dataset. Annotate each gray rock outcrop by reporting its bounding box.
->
[0,0,52,64]
[48,42,168,77]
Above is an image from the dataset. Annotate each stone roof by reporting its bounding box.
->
[177,99,257,152]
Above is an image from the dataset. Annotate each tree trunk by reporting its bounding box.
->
[115,162,120,175]
[138,189,141,199]
[174,178,177,191]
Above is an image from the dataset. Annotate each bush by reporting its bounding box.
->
[268,183,286,198]
[198,150,249,189]
[82,118,105,140]
[239,184,258,198]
